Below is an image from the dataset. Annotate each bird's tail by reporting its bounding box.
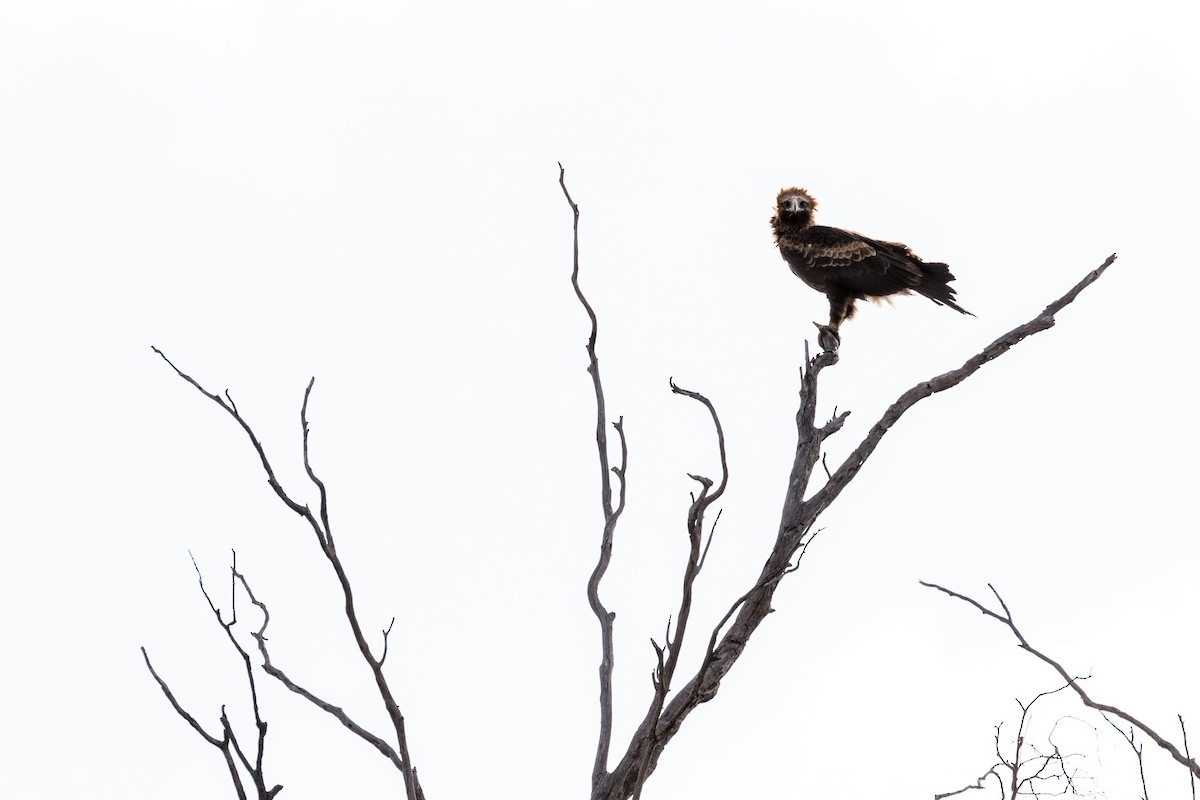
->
[916,261,974,316]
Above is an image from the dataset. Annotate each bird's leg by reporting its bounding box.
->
[813,321,841,352]
[815,294,854,352]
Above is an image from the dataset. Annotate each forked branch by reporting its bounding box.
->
[152,350,424,800]
[141,551,281,799]
[923,581,1200,782]
[629,381,729,799]
[560,164,1117,800]
[232,568,410,775]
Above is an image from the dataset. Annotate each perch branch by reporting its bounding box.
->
[593,255,1117,799]
[558,164,1117,799]
[804,254,1117,524]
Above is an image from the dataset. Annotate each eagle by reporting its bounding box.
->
[771,187,971,351]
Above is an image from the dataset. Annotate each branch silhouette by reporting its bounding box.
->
[149,169,1116,799]
[149,351,425,800]
[923,580,1200,783]
[559,165,1118,800]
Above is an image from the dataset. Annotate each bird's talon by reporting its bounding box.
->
[813,322,841,352]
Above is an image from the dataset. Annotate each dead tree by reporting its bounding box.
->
[558,166,1117,800]
[144,167,1116,798]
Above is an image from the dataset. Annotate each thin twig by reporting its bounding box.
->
[142,647,227,750]
[1182,716,1196,800]
[1103,714,1149,800]
[143,549,282,799]
[300,378,334,552]
[151,348,320,538]
[923,580,1200,782]
[933,765,1002,800]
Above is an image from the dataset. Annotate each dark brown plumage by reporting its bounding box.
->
[771,187,971,350]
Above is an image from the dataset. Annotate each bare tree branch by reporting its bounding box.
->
[151,347,321,540]
[141,657,256,800]
[141,550,282,799]
[933,766,1002,800]
[152,351,424,800]
[1103,714,1149,800]
[1183,716,1196,800]
[803,254,1117,525]
[923,581,1200,783]
[560,164,629,789]
[628,381,729,799]
[300,378,334,552]
[142,647,228,752]
[559,165,1117,799]
[937,686,1101,800]
[596,260,1118,798]
[231,569,409,775]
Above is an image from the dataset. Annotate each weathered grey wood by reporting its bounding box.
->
[563,202,1118,798]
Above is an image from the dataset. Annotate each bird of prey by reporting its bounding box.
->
[771,187,971,350]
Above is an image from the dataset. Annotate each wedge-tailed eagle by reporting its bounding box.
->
[771,187,971,350]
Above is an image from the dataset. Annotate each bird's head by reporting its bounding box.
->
[774,187,817,228]
[777,189,816,220]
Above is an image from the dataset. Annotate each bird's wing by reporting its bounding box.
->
[783,227,923,283]
[781,226,878,270]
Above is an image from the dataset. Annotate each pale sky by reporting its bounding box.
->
[3,2,1198,798]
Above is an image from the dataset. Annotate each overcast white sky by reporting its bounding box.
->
[3,2,1198,798]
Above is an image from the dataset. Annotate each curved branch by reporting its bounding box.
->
[628,382,730,799]
[560,163,627,787]
[669,380,729,504]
